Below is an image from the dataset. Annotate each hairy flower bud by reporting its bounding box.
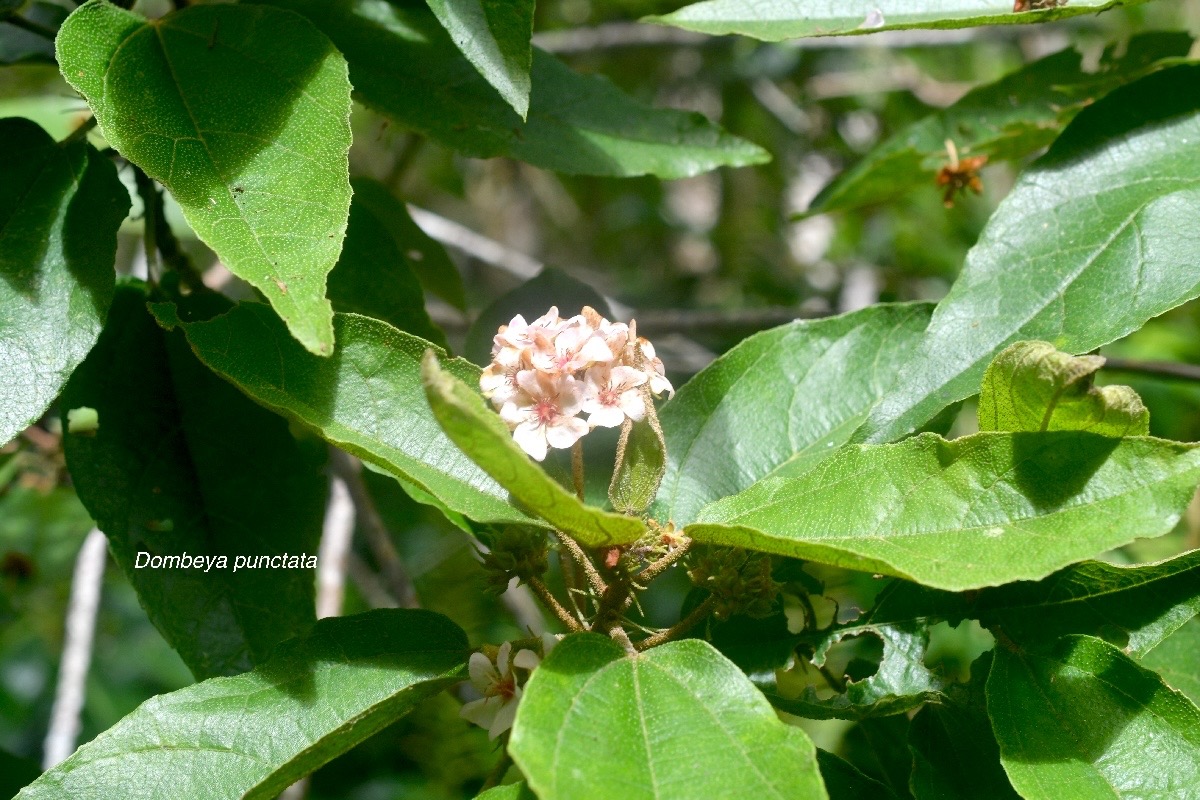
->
[688,547,780,620]
[479,526,549,594]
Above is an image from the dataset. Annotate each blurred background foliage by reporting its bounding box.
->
[3,0,1200,796]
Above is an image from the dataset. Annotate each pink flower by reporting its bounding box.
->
[500,371,588,461]
[492,307,563,356]
[530,318,614,376]
[582,365,647,428]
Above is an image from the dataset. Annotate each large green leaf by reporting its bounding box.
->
[62,287,326,678]
[0,117,127,447]
[350,177,464,310]
[808,34,1192,216]
[907,656,1019,800]
[978,341,1148,436]
[770,621,944,720]
[257,0,768,178]
[16,610,468,800]
[657,303,932,526]
[426,0,534,119]
[688,432,1200,591]
[56,1,352,356]
[153,300,537,528]
[858,63,1200,444]
[647,0,1152,40]
[852,548,1200,659]
[421,353,647,546]
[1142,617,1200,705]
[510,634,827,800]
[988,635,1200,799]
[327,185,446,348]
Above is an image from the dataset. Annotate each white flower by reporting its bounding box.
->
[638,338,673,397]
[480,347,528,408]
[500,370,588,461]
[460,642,541,739]
[492,307,564,356]
[530,318,614,376]
[582,364,647,428]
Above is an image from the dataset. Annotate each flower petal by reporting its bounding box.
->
[488,697,519,740]
[513,422,549,461]
[468,652,499,690]
[513,649,540,670]
[460,696,501,730]
[546,416,588,449]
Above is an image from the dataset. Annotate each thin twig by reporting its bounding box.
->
[43,529,107,769]
[347,553,400,609]
[132,167,205,290]
[610,624,638,657]
[636,537,692,585]
[407,205,542,280]
[316,473,355,619]
[1102,357,1200,383]
[817,664,847,694]
[7,14,58,40]
[527,577,583,632]
[60,117,97,145]
[554,531,606,596]
[328,450,419,608]
[635,594,718,651]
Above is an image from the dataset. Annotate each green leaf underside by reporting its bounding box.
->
[809,34,1192,216]
[17,610,468,800]
[427,0,534,119]
[62,287,325,678]
[510,634,827,800]
[857,548,1200,659]
[56,1,352,356]
[815,749,899,800]
[0,118,127,447]
[908,674,1021,800]
[349,177,465,310]
[772,621,944,721]
[858,63,1200,444]
[646,0,1152,40]
[1142,617,1200,705]
[979,341,1148,436]
[988,635,1200,799]
[689,431,1200,592]
[257,0,768,178]
[327,187,446,347]
[422,353,647,546]
[658,303,933,526]
[154,301,538,528]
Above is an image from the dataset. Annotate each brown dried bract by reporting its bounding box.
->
[936,140,988,208]
[1013,0,1067,11]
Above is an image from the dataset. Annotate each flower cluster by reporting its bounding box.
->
[460,634,560,739]
[481,306,672,461]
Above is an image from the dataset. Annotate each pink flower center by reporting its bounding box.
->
[533,398,560,424]
[487,676,517,700]
[554,352,575,372]
[598,387,621,407]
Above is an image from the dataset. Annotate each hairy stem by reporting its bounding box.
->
[636,536,692,585]
[1102,357,1200,383]
[571,440,585,502]
[554,530,607,596]
[528,577,583,633]
[635,594,718,651]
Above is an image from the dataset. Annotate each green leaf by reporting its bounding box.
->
[421,352,646,546]
[0,117,127,447]
[257,0,768,178]
[154,300,538,528]
[327,186,446,348]
[688,431,1200,591]
[907,655,1019,800]
[350,177,464,310]
[988,634,1200,799]
[770,622,944,720]
[854,548,1200,659]
[816,749,899,800]
[475,784,537,800]
[426,0,534,120]
[978,341,1149,436]
[658,303,932,526]
[859,63,1200,443]
[464,268,613,367]
[808,34,1192,216]
[62,287,326,678]
[1142,617,1200,705]
[16,609,468,800]
[646,0,1152,40]
[56,1,352,356]
[510,634,827,800]
[610,416,667,515]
